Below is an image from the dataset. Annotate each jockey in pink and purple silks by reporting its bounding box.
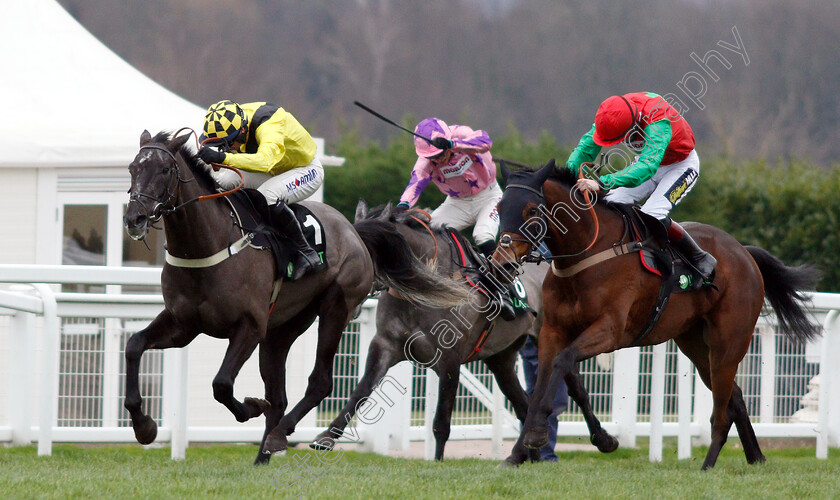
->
[396,117,503,260]
[395,117,517,320]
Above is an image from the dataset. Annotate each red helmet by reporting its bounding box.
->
[592,95,638,147]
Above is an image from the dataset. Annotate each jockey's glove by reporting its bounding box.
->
[431,137,453,150]
[198,147,226,165]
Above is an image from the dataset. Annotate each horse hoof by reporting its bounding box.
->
[309,435,336,451]
[523,428,549,449]
[590,430,619,453]
[243,397,270,418]
[498,457,521,469]
[264,432,288,455]
[132,415,158,445]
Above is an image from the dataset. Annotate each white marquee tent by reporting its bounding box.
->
[0,0,337,266]
[1,0,206,168]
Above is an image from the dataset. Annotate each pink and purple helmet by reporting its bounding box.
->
[414,117,451,157]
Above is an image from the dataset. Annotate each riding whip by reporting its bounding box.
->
[353,101,434,142]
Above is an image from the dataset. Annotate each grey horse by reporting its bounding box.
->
[312,202,618,460]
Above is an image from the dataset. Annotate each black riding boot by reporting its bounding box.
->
[270,200,321,280]
[665,218,717,283]
[478,241,517,321]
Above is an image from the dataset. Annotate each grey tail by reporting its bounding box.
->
[354,217,472,308]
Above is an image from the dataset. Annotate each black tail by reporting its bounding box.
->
[746,246,822,343]
[354,217,471,308]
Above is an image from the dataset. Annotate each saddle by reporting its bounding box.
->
[443,226,531,313]
[225,188,328,281]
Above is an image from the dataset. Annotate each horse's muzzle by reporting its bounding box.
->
[123,212,149,241]
[490,261,520,285]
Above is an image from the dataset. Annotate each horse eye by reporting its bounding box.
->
[527,207,538,216]
[161,167,170,174]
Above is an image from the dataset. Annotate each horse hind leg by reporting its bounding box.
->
[729,383,766,465]
[564,363,618,453]
[676,321,755,470]
[124,310,198,445]
[310,336,402,452]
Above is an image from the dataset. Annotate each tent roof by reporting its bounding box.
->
[1,0,205,168]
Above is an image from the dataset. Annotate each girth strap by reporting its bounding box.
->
[165,233,254,268]
[550,241,644,278]
[463,321,496,363]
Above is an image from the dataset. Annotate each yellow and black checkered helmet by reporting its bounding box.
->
[202,100,248,145]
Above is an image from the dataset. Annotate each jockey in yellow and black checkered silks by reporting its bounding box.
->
[202,100,248,149]
[197,99,324,281]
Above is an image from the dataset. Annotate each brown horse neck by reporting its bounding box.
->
[541,180,625,263]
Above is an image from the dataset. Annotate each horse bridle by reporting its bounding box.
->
[128,144,188,225]
[499,181,601,263]
[498,183,550,263]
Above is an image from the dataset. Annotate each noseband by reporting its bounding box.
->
[498,183,548,263]
[500,180,600,263]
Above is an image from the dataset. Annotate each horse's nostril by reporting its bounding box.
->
[124,213,147,229]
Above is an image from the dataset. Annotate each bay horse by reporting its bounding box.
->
[123,131,469,464]
[311,202,619,460]
[492,159,820,469]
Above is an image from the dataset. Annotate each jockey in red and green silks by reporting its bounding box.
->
[565,91,717,284]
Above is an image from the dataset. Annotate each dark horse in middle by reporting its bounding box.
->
[122,131,470,464]
[312,202,619,460]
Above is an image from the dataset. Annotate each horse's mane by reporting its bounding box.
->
[547,164,578,187]
[545,164,611,208]
[150,131,218,193]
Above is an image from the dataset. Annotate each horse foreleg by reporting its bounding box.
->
[521,347,575,450]
[502,326,562,467]
[432,356,462,461]
[484,340,530,422]
[124,310,197,445]
[310,336,401,452]
[484,340,541,463]
[212,318,264,423]
[254,330,298,465]
[267,287,350,453]
[564,364,618,453]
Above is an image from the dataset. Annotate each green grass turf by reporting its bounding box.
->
[1,443,838,499]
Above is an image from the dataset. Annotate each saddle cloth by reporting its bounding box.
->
[226,188,328,281]
[608,202,707,293]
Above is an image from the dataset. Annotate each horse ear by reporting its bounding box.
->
[499,160,511,185]
[169,132,191,154]
[354,199,369,222]
[536,158,556,184]
[140,130,151,146]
